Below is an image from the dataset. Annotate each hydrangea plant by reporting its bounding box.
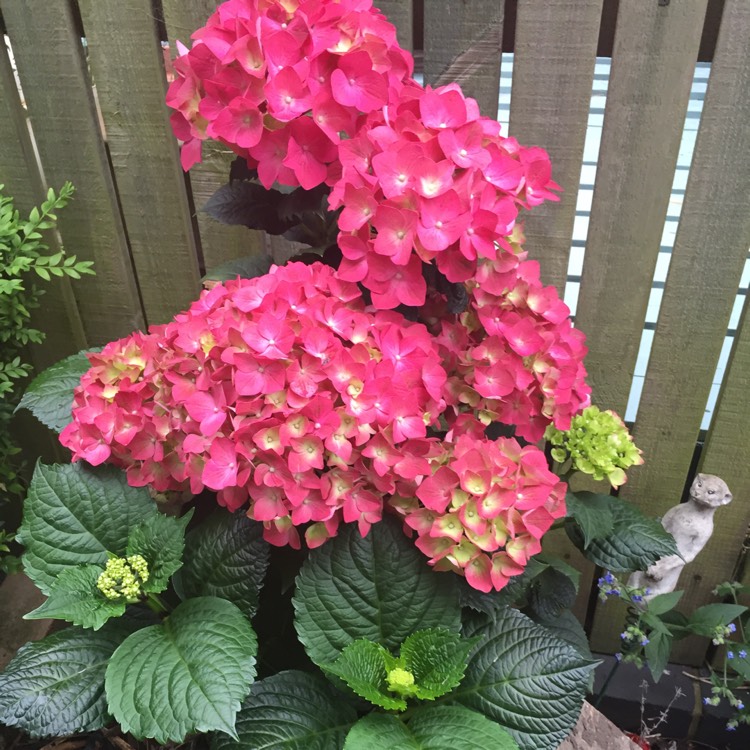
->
[1,0,683,748]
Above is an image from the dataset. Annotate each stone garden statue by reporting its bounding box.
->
[628,474,733,598]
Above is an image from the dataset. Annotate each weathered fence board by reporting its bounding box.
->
[78,0,202,326]
[507,0,605,623]
[578,0,710,654]
[377,0,413,52]
[574,0,708,414]
[0,40,87,366]
[1,0,146,345]
[423,0,503,118]
[643,1,750,665]
[161,0,265,272]
[509,0,603,294]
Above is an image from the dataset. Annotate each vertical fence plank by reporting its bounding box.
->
[0,30,87,366]
[508,0,603,293]
[161,0,265,272]
[574,0,708,413]
[376,0,413,52]
[1,0,146,345]
[78,0,202,326]
[581,0,719,654]
[508,2,606,623]
[638,0,750,663]
[674,302,750,664]
[423,0,503,118]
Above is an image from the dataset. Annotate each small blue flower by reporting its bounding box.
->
[728,623,737,633]
[610,588,620,597]
[631,594,644,603]
[641,637,650,646]
[728,651,735,660]
[704,697,711,705]
[727,724,736,731]
[738,701,745,710]
[604,571,615,584]
[615,652,623,662]
[644,588,652,596]
[740,650,748,659]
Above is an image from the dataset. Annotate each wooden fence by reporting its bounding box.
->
[2,0,749,667]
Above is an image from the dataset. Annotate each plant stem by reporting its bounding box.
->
[593,659,621,709]
[549,519,567,532]
[145,592,170,615]
[732,590,747,642]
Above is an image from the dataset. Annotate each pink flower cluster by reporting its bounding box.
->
[330,81,560,308]
[430,254,590,443]
[167,0,412,187]
[60,261,572,590]
[61,263,449,549]
[391,435,566,592]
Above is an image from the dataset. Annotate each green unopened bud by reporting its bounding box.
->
[545,406,643,487]
[387,667,418,696]
[97,555,149,601]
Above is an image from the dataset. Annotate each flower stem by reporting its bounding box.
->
[145,592,170,615]
[593,659,621,709]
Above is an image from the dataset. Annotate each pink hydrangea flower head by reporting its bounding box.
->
[166,0,414,190]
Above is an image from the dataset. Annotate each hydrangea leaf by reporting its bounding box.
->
[527,567,577,620]
[293,516,461,666]
[400,629,478,700]
[344,706,519,750]
[173,510,269,618]
[344,713,417,749]
[566,499,678,572]
[105,597,257,743]
[16,349,99,432]
[323,640,407,711]
[458,558,548,615]
[564,491,615,550]
[18,462,156,595]
[530,610,593,662]
[0,618,136,738]
[211,671,356,750]
[453,606,596,750]
[24,565,125,630]
[125,509,192,593]
[202,254,273,283]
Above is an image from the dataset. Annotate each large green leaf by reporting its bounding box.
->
[0,619,135,737]
[644,630,673,682]
[458,558,547,615]
[16,349,98,432]
[567,499,678,572]
[344,706,519,750]
[174,510,269,619]
[18,462,156,594]
[293,517,461,666]
[24,565,125,630]
[531,610,593,662]
[344,714,416,749]
[126,510,192,593]
[564,491,615,549]
[452,606,595,750]
[212,671,356,750]
[105,597,257,743]
[324,640,406,711]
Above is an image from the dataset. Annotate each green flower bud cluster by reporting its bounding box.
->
[545,405,643,487]
[97,554,149,601]
[386,667,418,697]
